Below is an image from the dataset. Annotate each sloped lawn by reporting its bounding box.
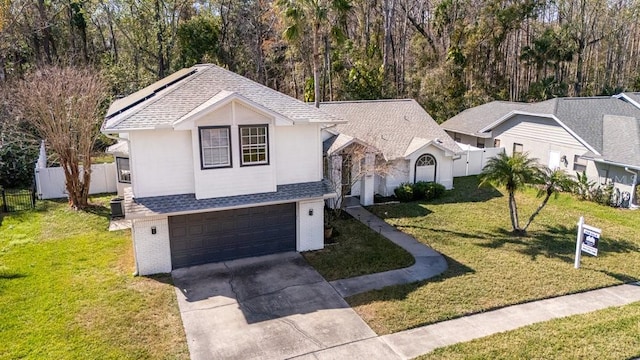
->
[349,176,640,335]
[0,196,188,359]
[419,302,640,360]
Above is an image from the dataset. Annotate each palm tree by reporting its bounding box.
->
[522,167,576,231]
[277,0,351,108]
[479,152,541,234]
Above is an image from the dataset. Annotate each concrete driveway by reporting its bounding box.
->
[172,252,390,360]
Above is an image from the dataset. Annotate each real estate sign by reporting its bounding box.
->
[581,225,601,256]
[574,217,602,269]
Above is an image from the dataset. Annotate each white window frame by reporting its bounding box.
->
[239,125,269,166]
[513,143,523,154]
[116,157,131,183]
[573,155,587,172]
[199,126,232,169]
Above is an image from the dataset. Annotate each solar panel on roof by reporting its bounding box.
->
[105,67,198,119]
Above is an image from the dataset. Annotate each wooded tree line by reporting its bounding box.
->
[1,0,640,123]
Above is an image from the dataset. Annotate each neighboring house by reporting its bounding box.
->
[441,96,640,207]
[101,64,342,275]
[615,92,640,109]
[320,99,461,206]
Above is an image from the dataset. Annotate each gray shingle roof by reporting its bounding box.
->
[602,115,640,168]
[103,64,342,131]
[124,181,334,218]
[441,101,534,136]
[543,97,639,154]
[320,99,461,160]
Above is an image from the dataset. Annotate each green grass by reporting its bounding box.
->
[418,302,640,359]
[91,153,115,164]
[348,176,640,335]
[0,196,188,360]
[303,213,414,281]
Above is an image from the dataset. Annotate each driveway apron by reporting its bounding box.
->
[172,252,384,360]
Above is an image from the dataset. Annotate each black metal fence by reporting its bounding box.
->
[1,188,36,212]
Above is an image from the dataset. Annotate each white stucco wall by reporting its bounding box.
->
[127,100,323,200]
[132,217,172,275]
[297,199,325,251]
[275,124,322,185]
[405,144,455,189]
[191,102,277,198]
[383,159,410,196]
[129,129,195,198]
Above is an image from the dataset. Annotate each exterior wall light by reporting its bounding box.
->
[151,226,157,235]
[308,209,314,216]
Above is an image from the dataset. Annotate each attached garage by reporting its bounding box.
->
[168,203,296,269]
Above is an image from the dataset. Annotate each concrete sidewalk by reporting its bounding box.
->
[294,282,640,359]
[329,203,448,298]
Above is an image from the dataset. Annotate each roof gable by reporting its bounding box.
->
[601,115,640,168]
[172,91,294,130]
[320,99,461,160]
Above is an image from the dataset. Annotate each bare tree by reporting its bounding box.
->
[13,66,107,209]
[326,142,392,218]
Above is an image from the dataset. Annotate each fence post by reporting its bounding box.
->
[1,189,7,213]
[31,186,37,208]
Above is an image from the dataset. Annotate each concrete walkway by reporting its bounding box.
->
[329,202,447,298]
[295,282,640,359]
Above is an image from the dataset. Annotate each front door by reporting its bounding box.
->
[341,154,352,196]
[548,151,561,170]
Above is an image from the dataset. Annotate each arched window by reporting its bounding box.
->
[415,154,437,182]
[416,154,436,167]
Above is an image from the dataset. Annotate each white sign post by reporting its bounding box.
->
[574,217,584,269]
[575,216,602,269]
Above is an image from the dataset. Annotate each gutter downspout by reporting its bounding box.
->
[624,167,638,209]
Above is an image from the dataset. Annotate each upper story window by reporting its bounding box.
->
[452,132,461,142]
[494,139,501,147]
[513,143,523,154]
[200,126,231,169]
[476,138,485,149]
[239,125,269,166]
[116,157,131,183]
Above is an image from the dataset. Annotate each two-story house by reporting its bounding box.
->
[102,64,342,275]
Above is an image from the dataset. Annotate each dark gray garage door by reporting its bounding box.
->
[169,203,296,269]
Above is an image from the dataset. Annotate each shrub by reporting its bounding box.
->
[412,181,430,200]
[394,183,414,202]
[424,182,446,200]
[394,182,447,202]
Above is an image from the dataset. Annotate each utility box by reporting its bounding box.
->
[110,197,125,218]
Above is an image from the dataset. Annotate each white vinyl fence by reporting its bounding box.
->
[453,146,504,177]
[35,163,118,200]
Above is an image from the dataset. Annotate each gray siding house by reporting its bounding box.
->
[441,96,640,207]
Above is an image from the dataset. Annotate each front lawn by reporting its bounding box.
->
[303,213,414,281]
[419,302,640,359]
[0,196,188,359]
[349,176,640,334]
